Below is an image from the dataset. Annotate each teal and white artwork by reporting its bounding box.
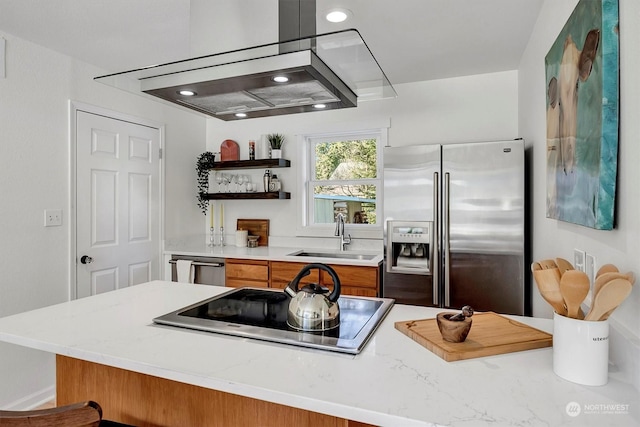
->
[545,0,619,230]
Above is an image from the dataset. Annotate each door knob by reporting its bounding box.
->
[80,255,93,264]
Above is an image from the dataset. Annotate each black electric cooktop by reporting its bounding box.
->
[153,287,394,354]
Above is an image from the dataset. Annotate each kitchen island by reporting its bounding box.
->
[0,281,637,426]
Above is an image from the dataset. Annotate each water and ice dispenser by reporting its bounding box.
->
[386,221,433,275]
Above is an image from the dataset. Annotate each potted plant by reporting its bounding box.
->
[196,151,217,214]
[267,133,285,158]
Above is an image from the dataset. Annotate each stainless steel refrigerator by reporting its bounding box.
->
[383,140,528,315]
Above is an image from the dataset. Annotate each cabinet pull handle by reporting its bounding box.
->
[168,260,224,267]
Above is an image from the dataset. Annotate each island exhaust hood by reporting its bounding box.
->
[95,1,395,121]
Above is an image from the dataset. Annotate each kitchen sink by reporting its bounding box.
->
[287,250,377,261]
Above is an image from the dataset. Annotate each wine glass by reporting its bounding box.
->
[215,172,224,193]
[237,175,246,192]
[232,174,239,192]
[222,174,231,192]
[235,174,244,192]
[242,175,250,192]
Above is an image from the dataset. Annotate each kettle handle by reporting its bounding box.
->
[287,263,341,302]
[285,268,312,296]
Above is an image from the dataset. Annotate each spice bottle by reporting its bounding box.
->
[249,140,255,160]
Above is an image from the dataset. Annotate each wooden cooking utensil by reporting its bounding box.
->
[532,268,567,315]
[584,278,633,321]
[531,262,542,272]
[538,259,558,269]
[599,307,620,321]
[598,272,635,321]
[559,270,590,319]
[593,272,628,297]
[555,258,574,275]
[596,263,619,278]
[623,271,635,286]
[593,271,635,297]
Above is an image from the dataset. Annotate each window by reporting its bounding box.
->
[302,130,383,234]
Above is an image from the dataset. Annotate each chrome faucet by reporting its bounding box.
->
[334,213,352,251]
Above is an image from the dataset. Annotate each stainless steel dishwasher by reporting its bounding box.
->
[169,255,225,286]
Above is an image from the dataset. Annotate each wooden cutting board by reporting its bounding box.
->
[395,312,552,362]
[237,219,269,246]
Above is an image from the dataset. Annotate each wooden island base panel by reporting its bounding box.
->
[56,356,374,427]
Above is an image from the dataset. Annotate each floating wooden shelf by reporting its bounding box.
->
[209,158,290,170]
[202,192,290,200]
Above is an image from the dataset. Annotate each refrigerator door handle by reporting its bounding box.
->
[443,172,451,307]
[432,172,439,306]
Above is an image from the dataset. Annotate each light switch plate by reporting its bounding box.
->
[44,209,62,227]
[574,249,585,272]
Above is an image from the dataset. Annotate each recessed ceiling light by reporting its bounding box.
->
[313,104,327,109]
[325,9,351,23]
[235,112,247,118]
[272,76,289,83]
[178,90,196,96]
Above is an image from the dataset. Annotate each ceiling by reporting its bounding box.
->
[0,0,543,86]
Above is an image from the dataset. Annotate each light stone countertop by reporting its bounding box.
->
[164,239,383,266]
[0,281,637,426]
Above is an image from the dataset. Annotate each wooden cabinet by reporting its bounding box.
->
[225,258,380,296]
[269,262,319,290]
[226,258,269,288]
[269,261,380,297]
[322,264,380,297]
[57,356,375,427]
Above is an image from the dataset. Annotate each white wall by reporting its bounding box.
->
[519,0,639,387]
[189,0,278,57]
[0,31,206,409]
[204,71,519,245]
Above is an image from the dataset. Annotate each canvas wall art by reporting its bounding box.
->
[545,0,619,230]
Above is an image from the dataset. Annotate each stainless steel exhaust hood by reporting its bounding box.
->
[95,27,395,120]
[135,45,360,121]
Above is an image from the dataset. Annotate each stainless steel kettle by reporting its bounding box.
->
[284,263,341,332]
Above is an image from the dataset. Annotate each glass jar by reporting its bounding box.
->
[268,174,281,192]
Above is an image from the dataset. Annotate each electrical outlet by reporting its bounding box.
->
[586,253,596,284]
[574,249,585,272]
[44,209,62,227]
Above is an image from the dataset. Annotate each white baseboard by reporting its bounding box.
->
[2,385,55,410]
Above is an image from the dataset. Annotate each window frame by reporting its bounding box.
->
[297,128,385,239]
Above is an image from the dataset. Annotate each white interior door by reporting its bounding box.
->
[76,111,161,298]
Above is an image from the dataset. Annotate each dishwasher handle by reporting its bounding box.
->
[168,260,225,268]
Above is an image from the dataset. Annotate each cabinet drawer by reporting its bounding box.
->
[269,280,288,290]
[270,261,380,296]
[226,259,269,280]
[323,264,378,289]
[270,261,319,284]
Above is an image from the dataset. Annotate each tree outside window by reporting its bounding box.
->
[308,134,381,226]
